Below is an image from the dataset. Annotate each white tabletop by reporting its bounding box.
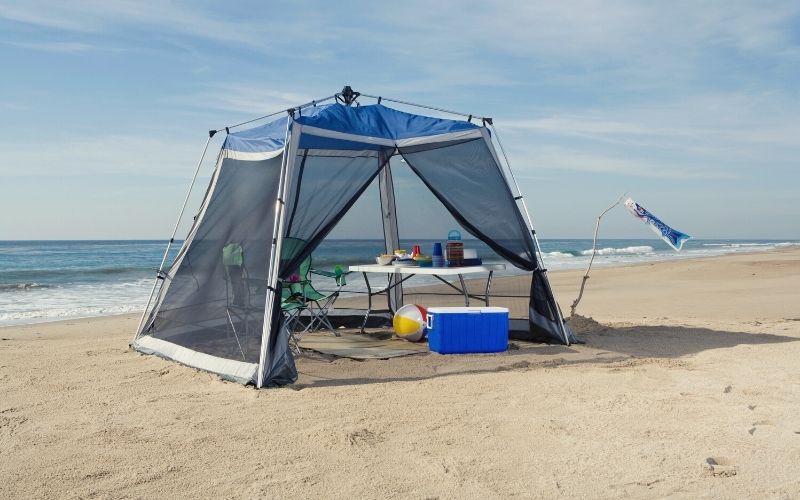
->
[349,263,505,275]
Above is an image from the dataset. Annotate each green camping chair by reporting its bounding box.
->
[281,281,310,355]
[221,242,249,360]
[280,238,351,339]
[222,241,318,356]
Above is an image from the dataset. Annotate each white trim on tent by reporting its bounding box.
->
[222,148,284,161]
[301,149,382,158]
[395,129,483,147]
[298,125,483,148]
[220,147,384,163]
[133,336,257,384]
[300,125,396,146]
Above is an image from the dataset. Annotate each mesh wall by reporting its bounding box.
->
[142,156,281,364]
[281,149,388,277]
[398,138,538,270]
[399,138,569,343]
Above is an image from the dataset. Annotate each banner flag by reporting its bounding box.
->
[624,198,690,251]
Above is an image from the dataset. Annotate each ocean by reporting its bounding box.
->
[0,238,797,326]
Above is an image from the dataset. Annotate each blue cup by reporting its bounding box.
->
[432,242,443,256]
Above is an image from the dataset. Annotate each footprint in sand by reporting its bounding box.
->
[748,420,774,436]
[704,457,737,477]
[723,385,732,394]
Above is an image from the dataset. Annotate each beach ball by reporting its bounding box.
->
[393,304,428,342]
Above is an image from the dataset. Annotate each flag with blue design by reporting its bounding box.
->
[624,198,690,251]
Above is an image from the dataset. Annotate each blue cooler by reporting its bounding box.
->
[426,307,509,354]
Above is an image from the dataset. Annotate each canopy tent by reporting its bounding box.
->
[132,87,573,388]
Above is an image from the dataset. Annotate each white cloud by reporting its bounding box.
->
[494,90,800,180]
[3,40,95,52]
[0,101,27,111]
[178,84,316,116]
[0,1,328,52]
[0,134,213,177]
[3,1,798,95]
[0,3,92,31]
[506,143,739,180]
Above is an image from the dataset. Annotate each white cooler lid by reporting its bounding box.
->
[427,307,508,313]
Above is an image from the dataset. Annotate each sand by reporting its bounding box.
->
[1,249,799,498]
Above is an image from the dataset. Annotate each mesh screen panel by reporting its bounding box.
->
[281,149,387,277]
[143,156,281,364]
[399,138,537,270]
[399,138,569,343]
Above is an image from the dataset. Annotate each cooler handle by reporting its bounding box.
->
[426,313,433,330]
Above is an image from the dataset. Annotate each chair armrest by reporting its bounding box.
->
[309,268,337,278]
[310,267,352,287]
[308,267,352,288]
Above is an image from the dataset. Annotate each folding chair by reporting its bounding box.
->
[281,281,310,355]
[294,257,349,333]
[222,242,249,360]
[280,238,351,337]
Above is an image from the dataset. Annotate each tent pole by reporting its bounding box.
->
[222,89,488,132]
[133,134,214,342]
[359,93,487,121]
[223,89,489,132]
[379,156,403,312]
[487,123,572,346]
[256,116,295,388]
[222,94,337,131]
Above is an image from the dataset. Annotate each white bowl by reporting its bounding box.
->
[376,255,394,265]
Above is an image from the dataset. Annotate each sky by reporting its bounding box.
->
[1,1,798,240]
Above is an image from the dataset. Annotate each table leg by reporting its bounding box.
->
[387,273,394,313]
[485,271,494,306]
[458,274,469,306]
[360,271,372,333]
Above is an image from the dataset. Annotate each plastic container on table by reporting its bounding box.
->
[445,230,464,267]
[426,307,509,354]
[432,242,444,268]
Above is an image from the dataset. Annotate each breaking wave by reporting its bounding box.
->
[0,282,56,291]
[581,245,654,256]
[702,242,799,248]
[543,251,578,258]
[0,304,144,324]
[0,266,147,281]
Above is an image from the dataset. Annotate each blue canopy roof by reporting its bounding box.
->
[224,103,481,154]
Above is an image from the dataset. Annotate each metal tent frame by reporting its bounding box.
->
[133,86,571,388]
